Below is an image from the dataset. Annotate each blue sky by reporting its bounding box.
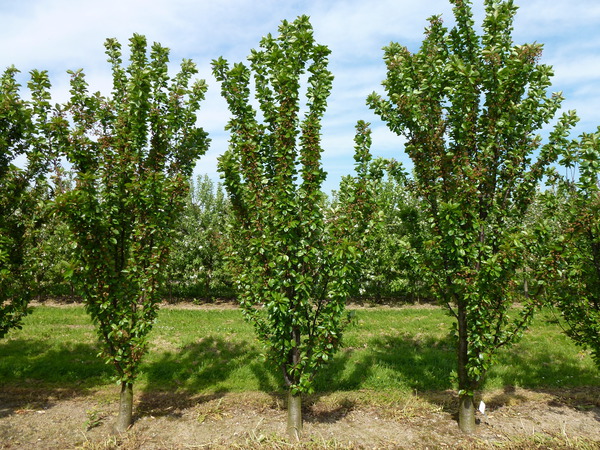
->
[2,0,599,192]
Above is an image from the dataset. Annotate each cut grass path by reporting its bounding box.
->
[0,304,597,397]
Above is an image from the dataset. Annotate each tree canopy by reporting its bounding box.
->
[0,67,62,338]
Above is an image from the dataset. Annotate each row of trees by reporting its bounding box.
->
[2,0,599,438]
[27,173,433,303]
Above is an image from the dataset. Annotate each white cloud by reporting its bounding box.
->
[2,0,599,193]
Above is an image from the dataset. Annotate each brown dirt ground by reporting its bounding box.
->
[1,386,599,449]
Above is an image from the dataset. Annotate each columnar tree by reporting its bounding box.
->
[546,130,600,367]
[0,67,61,337]
[57,34,208,431]
[368,0,578,432]
[213,16,377,439]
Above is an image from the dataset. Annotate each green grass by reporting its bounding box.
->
[0,305,597,396]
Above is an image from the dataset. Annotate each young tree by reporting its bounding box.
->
[0,67,61,337]
[213,16,377,439]
[57,34,209,432]
[368,0,578,432]
[545,130,600,367]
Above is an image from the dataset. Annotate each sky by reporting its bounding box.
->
[2,0,599,193]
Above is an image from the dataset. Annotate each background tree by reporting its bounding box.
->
[368,0,578,433]
[28,170,76,299]
[545,129,600,367]
[164,174,233,301]
[0,67,61,337]
[213,16,378,439]
[57,34,209,431]
[353,165,433,303]
[29,212,75,299]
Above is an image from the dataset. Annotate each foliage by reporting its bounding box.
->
[29,196,76,298]
[26,173,233,302]
[352,165,433,303]
[163,174,234,300]
[0,66,62,337]
[367,0,578,431]
[57,34,209,388]
[213,15,378,400]
[545,129,600,367]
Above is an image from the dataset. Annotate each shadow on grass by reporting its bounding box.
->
[315,333,456,393]
[373,333,456,391]
[139,336,266,419]
[0,338,111,418]
[489,344,600,390]
[249,359,279,393]
[315,347,374,391]
[142,335,260,393]
[305,334,455,423]
[0,338,110,385]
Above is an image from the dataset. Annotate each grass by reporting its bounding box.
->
[0,304,597,397]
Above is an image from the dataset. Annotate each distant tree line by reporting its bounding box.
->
[26,172,434,304]
[27,167,597,312]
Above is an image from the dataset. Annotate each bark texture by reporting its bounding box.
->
[458,393,476,434]
[114,382,133,433]
[287,390,302,440]
[456,303,477,433]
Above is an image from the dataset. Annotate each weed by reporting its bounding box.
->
[84,407,104,430]
[196,397,230,423]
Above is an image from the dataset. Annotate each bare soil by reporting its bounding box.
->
[1,386,599,449]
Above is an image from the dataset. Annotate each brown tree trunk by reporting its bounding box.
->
[286,389,302,440]
[114,382,133,433]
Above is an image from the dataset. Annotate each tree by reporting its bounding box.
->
[164,174,234,300]
[213,16,378,439]
[29,212,75,299]
[57,34,209,432]
[354,166,433,303]
[545,130,600,367]
[0,67,61,337]
[368,0,578,433]
[29,172,76,299]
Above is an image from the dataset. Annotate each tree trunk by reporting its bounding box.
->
[114,382,133,433]
[286,389,302,440]
[457,303,476,433]
[458,391,476,434]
